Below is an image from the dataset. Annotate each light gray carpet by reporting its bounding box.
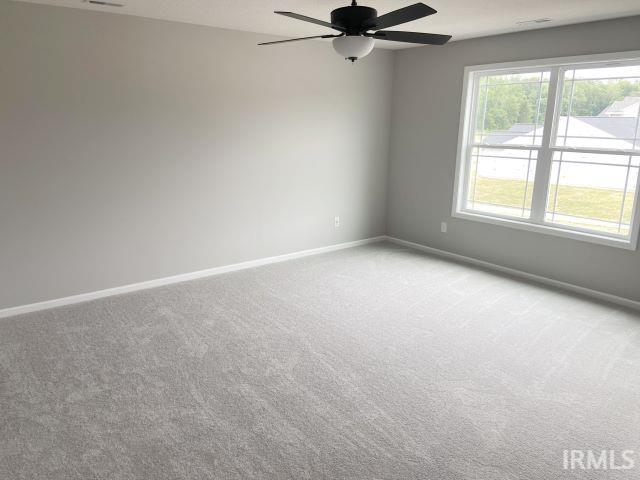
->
[1,242,639,480]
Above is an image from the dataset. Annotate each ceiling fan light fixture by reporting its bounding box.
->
[261,3,451,62]
[332,35,375,62]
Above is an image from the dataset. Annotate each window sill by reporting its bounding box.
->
[453,210,637,250]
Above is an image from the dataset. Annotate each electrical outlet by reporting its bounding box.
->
[334,216,340,228]
[441,221,447,233]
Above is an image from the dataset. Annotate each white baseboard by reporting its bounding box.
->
[4,234,637,319]
[0,236,386,319]
[385,236,640,311]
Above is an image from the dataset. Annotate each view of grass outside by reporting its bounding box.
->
[469,176,636,234]
[469,176,534,212]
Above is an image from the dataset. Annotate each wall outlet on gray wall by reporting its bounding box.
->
[441,222,447,233]
[335,216,340,228]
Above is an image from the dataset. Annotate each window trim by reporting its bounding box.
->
[452,50,640,251]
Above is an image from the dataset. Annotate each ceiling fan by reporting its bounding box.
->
[259,1,451,62]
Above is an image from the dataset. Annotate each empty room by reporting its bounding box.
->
[2,0,640,478]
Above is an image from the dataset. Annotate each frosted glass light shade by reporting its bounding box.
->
[332,36,375,61]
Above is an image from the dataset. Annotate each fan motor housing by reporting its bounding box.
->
[331,6,377,35]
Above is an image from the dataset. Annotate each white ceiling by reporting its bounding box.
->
[14,0,640,49]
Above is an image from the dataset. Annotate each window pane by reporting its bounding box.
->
[466,148,537,218]
[473,71,550,146]
[545,152,639,236]
[555,65,640,150]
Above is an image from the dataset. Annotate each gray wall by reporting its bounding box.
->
[387,16,640,302]
[0,1,394,309]
[3,1,639,311]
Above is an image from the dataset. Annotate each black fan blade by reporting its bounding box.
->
[275,11,345,32]
[364,3,437,31]
[371,30,451,45]
[258,34,341,46]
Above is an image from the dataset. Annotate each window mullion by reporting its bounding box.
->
[530,67,561,223]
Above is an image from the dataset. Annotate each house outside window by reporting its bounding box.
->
[453,51,640,249]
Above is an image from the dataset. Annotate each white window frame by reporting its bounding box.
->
[452,50,640,250]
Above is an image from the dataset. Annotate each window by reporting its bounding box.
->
[453,51,640,249]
